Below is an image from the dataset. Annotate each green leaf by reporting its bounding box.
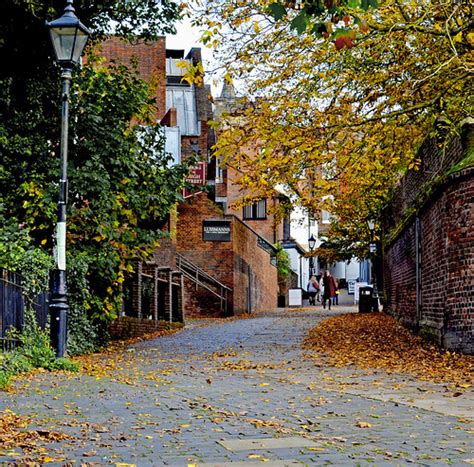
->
[267,3,287,21]
[291,12,307,34]
[311,22,327,37]
[347,0,361,8]
[361,0,377,10]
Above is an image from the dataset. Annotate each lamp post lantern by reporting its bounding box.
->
[47,0,90,357]
[368,220,379,312]
[308,234,316,278]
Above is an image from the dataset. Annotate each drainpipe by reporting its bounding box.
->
[415,216,422,325]
[299,255,303,288]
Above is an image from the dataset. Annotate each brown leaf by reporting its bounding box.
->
[356,421,372,428]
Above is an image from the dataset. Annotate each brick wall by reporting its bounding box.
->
[97,37,167,118]
[232,217,279,314]
[153,237,177,269]
[384,224,418,327]
[177,192,234,317]
[383,121,473,353]
[177,192,278,316]
[386,131,464,227]
[226,165,284,244]
[109,316,183,340]
[443,173,474,350]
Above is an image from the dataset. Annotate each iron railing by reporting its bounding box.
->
[0,268,49,347]
[176,253,231,314]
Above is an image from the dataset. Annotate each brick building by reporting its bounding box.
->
[383,119,473,354]
[172,68,281,316]
[98,38,280,320]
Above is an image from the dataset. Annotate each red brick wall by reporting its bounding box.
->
[153,237,177,269]
[232,217,279,314]
[383,224,418,325]
[383,122,473,353]
[109,317,183,340]
[97,37,167,118]
[177,193,234,317]
[442,173,473,351]
[226,165,284,244]
[177,192,279,316]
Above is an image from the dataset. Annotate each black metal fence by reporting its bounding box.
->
[0,268,49,348]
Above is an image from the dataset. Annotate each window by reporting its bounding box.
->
[216,157,224,184]
[321,210,332,224]
[166,76,191,86]
[164,126,181,166]
[283,215,291,240]
[166,86,199,136]
[243,199,266,220]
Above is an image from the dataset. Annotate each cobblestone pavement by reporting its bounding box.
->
[1,307,473,466]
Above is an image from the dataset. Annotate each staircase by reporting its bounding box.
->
[176,253,232,315]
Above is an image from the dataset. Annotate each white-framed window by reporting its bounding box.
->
[243,199,266,220]
[216,157,224,184]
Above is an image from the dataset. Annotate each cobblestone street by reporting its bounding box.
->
[1,307,473,466]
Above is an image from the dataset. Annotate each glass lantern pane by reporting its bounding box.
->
[50,27,77,62]
[72,32,88,63]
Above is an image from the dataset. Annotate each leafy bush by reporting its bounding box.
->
[48,357,79,372]
[275,243,291,278]
[1,352,32,374]
[0,209,31,270]
[18,320,57,369]
[0,321,78,390]
[0,371,11,390]
[67,254,103,355]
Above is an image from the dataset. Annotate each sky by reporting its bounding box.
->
[166,17,222,96]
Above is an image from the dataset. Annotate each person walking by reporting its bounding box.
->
[332,278,339,306]
[318,274,325,304]
[322,270,336,310]
[306,275,319,305]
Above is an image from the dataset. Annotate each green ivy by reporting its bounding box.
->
[66,254,103,355]
[274,243,291,278]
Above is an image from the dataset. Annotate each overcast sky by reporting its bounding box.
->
[166,17,222,96]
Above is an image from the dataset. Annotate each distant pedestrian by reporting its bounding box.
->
[322,270,337,310]
[318,275,325,303]
[332,279,339,305]
[306,275,319,305]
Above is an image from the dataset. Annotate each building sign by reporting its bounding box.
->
[288,288,303,307]
[347,279,356,295]
[203,220,231,242]
[257,237,274,254]
[187,161,206,185]
[184,161,207,198]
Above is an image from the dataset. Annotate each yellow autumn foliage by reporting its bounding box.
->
[193,0,472,252]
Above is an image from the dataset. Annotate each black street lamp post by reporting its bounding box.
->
[47,0,90,357]
[308,234,316,278]
[368,220,379,312]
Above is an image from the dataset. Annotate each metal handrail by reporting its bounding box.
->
[176,253,231,292]
[176,253,232,311]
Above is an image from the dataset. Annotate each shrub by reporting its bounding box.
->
[0,371,11,390]
[48,357,79,372]
[1,352,32,374]
[67,255,103,355]
[0,313,78,390]
[275,243,291,278]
